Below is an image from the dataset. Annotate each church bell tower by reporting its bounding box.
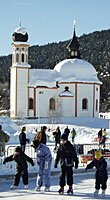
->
[10,23,31,118]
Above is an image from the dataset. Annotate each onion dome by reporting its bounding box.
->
[12,23,28,42]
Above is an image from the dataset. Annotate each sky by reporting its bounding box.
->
[0,0,110,56]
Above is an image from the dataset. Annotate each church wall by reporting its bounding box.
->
[10,67,17,118]
[35,88,57,118]
[94,84,100,117]
[77,83,94,117]
[16,68,29,117]
[58,83,75,117]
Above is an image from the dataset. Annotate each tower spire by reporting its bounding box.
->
[19,20,21,27]
[67,20,81,59]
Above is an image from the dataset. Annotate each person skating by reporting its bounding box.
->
[34,126,47,145]
[31,140,52,192]
[71,128,76,143]
[54,133,78,194]
[53,126,61,150]
[64,126,70,139]
[3,146,34,189]
[85,150,108,197]
[0,124,10,156]
[19,126,30,152]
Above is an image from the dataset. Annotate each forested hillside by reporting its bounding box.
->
[0,29,110,112]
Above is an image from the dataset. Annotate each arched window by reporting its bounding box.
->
[29,98,34,109]
[21,53,24,62]
[16,53,19,62]
[49,98,56,110]
[82,98,88,110]
[96,99,98,111]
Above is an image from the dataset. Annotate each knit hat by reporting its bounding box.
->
[95,150,102,159]
[14,146,22,153]
[61,133,68,140]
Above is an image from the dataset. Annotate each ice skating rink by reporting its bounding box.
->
[0,172,110,200]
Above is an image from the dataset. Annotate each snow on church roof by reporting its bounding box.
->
[54,58,102,84]
[28,58,102,87]
[15,26,27,35]
[29,69,60,87]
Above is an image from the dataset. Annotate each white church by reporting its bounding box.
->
[10,24,102,119]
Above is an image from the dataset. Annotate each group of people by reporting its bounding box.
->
[3,129,79,193]
[53,126,77,151]
[1,124,108,196]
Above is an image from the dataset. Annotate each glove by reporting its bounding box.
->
[75,165,78,169]
[3,160,6,165]
[32,162,35,166]
[75,163,78,169]
[27,139,30,143]
[44,161,48,169]
[54,163,57,168]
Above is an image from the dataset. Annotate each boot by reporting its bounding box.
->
[102,190,105,197]
[24,185,28,189]
[58,187,64,194]
[94,189,99,196]
[10,185,18,190]
[35,186,41,191]
[44,187,50,192]
[67,186,73,194]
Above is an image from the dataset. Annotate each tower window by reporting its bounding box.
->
[96,99,98,111]
[29,98,34,109]
[49,98,56,110]
[21,53,24,62]
[16,53,19,62]
[82,98,88,110]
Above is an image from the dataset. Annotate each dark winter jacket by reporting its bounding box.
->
[40,130,47,144]
[3,151,34,171]
[86,157,108,181]
[98,129,102,138]
[55,141,78,168]
[19,131,29,145]
[64,128,70,137]
[53,129,61,143]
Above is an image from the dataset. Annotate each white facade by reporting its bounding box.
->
[10,26,102,119]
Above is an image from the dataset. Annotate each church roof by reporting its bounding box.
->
[28,69,60,88]
[54,58,102,84]
[28,58,102,88]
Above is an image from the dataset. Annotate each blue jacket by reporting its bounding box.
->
[36,143,52,162]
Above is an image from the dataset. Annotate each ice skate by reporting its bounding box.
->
[35,186,41,191]
[10,185,17,190]
[67,187,73,194]
[94,189,99,196]
[58,187,64,194]
[24,185,28,189]
[44,187,50,192]
[101,190,105,197]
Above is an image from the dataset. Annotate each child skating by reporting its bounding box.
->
[54,133,78,194]
[85,150,108,197]
[31,140,52,192]
[3,146,34,189]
